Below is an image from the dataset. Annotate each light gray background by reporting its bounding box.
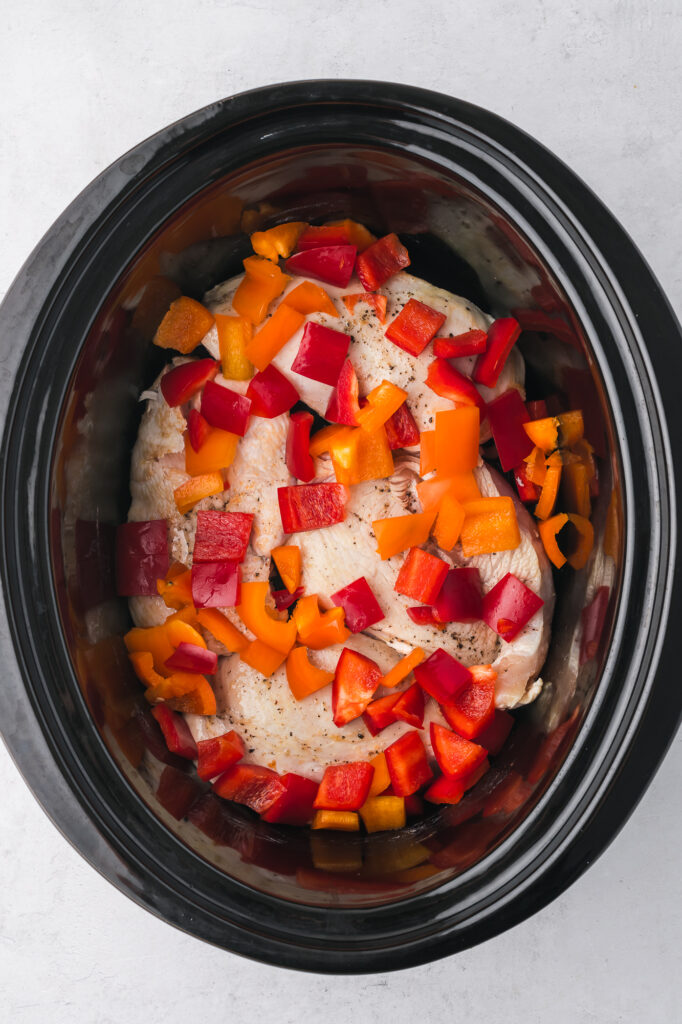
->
[1,1,680,1021]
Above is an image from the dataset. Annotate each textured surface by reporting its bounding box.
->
[1,0,681,1020]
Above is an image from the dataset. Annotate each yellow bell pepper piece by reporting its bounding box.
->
[215,314,254,381]
[286,646,335,700]
[311,810,360,832]
[310,833,363,872]
[359,796,406,833]
[236,581,297,654]
[271,544,301,593]
[250,221,307,262]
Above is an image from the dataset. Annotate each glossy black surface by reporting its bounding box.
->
[0,81,680,971]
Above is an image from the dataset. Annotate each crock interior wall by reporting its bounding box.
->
[50,142,621,907]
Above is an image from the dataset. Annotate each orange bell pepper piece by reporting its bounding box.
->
[433,492,465,550]
[359,795,406,833]
[372,509,437,560]
[271,544,302,593]
[460,497,521,557]
[311,810,360,831]
[173,472,224,514]
[125,617,208,675]
[128,651,164,688]
[435,406,480,474]
[380,647,426,690]
[185,427,239,476]
[523,410,584,451]
[236,581,297,654]
[326,218,376,251]
[539,513,594,570]
[356,380,408,434]
[419,430,437,476]
[368,752,392,796]
[196,607,248,652]
[215,314,254,381]
[341,292,388,323]
[250,221,307,262]
[561,460,591,518]
[329,426,394,485]
[245,302,305,371]
[417,472,481,510]
[146,672,217,715]
[293,595,350,649]
[240,639,287,676]
[523,445,548,485]
[309,424,349,458]
[153,296,215,353]
[157,563,193,609]
[286,646,335,700]
[232,255,290,325]
[283,280,338,318]
[534,453,562,521]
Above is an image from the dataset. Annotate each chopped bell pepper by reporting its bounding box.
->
[414,648,472,703]
[380,647,426,690]
[435,406,480,474]
[165,642,218,675]
[314,762,374,811]
[482,572,544,641]
[527,398,549,420]
[283,279,338,317]
[297,220,371,250]
[433,492,466,550]
[261,772,319,825]
[215,314,254,381]
[433,329,488,358]
[153,296,215,353]
[291,321,350,386]
[116,519,168,597]
[534,454,562,520]
[384,402,420,449]
[430,722,488,779]
[417,472,481,510]
[423,773,466,805]
[240,639,287,676]
[201,379,251,437]
[173,472,224,514]
[486,388,534,471]
[325,358,361,425]
[286,411,315,482]
[385,731,433,796]
[150,704,198,759]
[278,482,348,533]
[368,752,391,796]
[328,425,394,486]
[433,567,483,623]
[232,255,289,325]
[356,380,407,434]
[426,359,486,413]
[285,245,357,288]
[356,233,410,291]
[213,763,286,814]
[476,708,514,755]
[187,409,210,452]
[196,730,245,780]
[460,497,520,557]
[311,809,360,831]
[419,429,437,476]
[250,221,307,261]
[342,292,388,323]
[157,562,193,610]
[184,427,238,476]
[125,618,206,675]
[440,664,496,740]
[146,672,217,716]
[384,298,446,356]
[513,461,541,503]
[272,586,304,610]
[473,317,521,388]
[394,546,449,605]
[245,363,299,418]
[523,410,584,451]
[160,358,219,406]
[191,560,241,608]
[245,303,305,372]
[193,510,253,563]
[325,218,376,250]
[330,576,384,633]
[293,595,350,649]
[286,645,335,700]
[406,605,439,628]
[309,424,349,458]
[271,544,301,594]
[196,607,248,652]
[372,509,437,561]
[332,648,382,726]
[538,513,594,570]
[362,692,400,735]
[236,581,297,653]
[392,682,424,729]
[359,795,406,833]
[561,460,591,518]
[129,651,164,688]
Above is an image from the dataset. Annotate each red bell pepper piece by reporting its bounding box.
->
[313,762,374,811]
[291,322,350,386]
[513,461,541,503]
[156,765,204,820]
[164,642,218,675]
[191,560,241,608]
[193,510,254,563]
[580,585,610,664]
[196,730,245,781]
[246,363,299,417]
[392,682,424,729]
[362,693,401,736]
[135,709,190,770]
[330,576,385,633]
[272,585,304,611]
[433,330,488,358]
[356,233,410,291]
[414,648,472,703]
[286,411,315,483]
[342,292,388,323]
[201,379,251,436]
[473,317,521,388]
[213,763,287,814]
[425,359,486,412]
[394,546,449,605]
[482,572,544,642]
[430,722,488,779]
[260,772,319,824]
[433,567,483,624]
[160,358,219,406]
[297,224,352,249]
[526,399,549,421]
[151,704,198,759]
[440,665,496,739]
[285,245,357,287]
[384,402,420,449]
[115,520,168,597]
[385,731,433,796]
[424,772,466,805]
[476,709,514,756]
[486,388,533,472]
[332,648,382,727]
[187,408,211,452]
[325,358,361,425]
[406,605,440,626]
[384,298,446,356]
[278,483,348,533]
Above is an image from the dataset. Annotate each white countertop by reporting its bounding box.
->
[1,1,681,1020]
